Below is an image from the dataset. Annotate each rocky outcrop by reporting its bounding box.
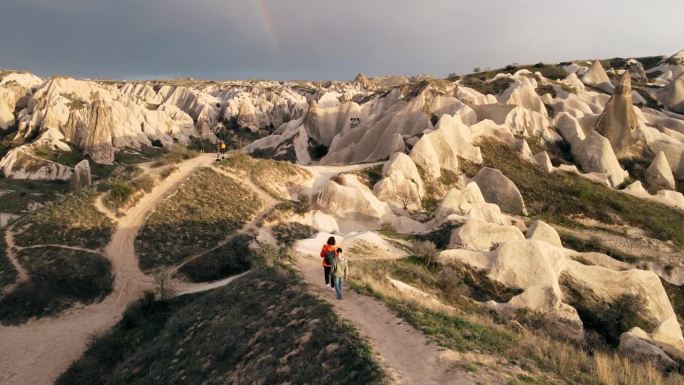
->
[582,60,614,93]
[0,72,42,129]
[658,73,684,114]
[373,152,425,210]
[594,72,647,159]
[83,94,115,164]
[440,239,684,360]
[472,167,527,215]
[526,220,562,247]
[645,151,676,191]
[70,159,91,193]
[450,220,525,251]
[434,182,509,226]
[0,147,72,180]
[619,328,677,370]
[409,114,482,178]
[314,174,424,233]
[570,130,627,187]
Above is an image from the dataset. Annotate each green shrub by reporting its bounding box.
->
[105,180,135,208]
[130,174,155,193]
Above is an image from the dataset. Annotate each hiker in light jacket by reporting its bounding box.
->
[332,247,349,300]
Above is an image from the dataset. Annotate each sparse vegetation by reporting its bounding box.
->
[0,246,112,324]
[409,240,439,267]
[176,234,255,283]
[461,76,514,95]
[477,139,684,246]
[149,145,199,168]
[136,168,261,272]
[272,222,316,247]
[103,174,155,211]
[350,258,683,385]
[0,178,69,214]
[58,268,385,385]
[13,189,114,249]
[559,232,641,264]
[353,164,383,189]
[220,152,311,200]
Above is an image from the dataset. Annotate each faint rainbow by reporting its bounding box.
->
[255,0,278,53]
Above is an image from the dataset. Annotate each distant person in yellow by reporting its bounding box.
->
[216,140,226,160]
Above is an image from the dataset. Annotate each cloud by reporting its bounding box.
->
[1,0,683,80]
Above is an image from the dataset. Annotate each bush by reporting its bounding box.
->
[272,222,316,247]
[131,174,155,193]
[105,180,135,208]
[410,240,439,267]
[159,165,177,180]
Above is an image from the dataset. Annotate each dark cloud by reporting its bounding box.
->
[1,0,683,80]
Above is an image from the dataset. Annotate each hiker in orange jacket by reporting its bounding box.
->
[320,236,338,291]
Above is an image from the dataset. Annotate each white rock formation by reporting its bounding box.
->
[526,220,562,247]
[645,151,676,191]
[593,72,647,159]
[622,181,684,212]
[0,147,72,180]
[70,159,91,193]
[409,114,482,178]
[658,73,684,114]
[450,219,525,251]
[582,60,615,93]
[373,152,425,210]
[434,182,509,226]
[472,167,527,215]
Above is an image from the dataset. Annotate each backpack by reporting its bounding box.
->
[324,248,337,266]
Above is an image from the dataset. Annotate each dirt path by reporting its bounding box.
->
[3,225,29,292]
[0,154,216,385]
[297,255,484,385]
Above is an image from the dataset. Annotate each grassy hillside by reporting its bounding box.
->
[176,234,254,282]
[0,246,112,324]
[469,139,684,247]
[13,189,114,249]
[136,168,262,272]
[351,258,683,385]
[0,179,69,214]
[58,267,385,385]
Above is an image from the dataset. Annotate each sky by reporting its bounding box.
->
[2,0,683,81]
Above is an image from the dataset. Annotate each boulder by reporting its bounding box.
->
[593,72,647,159]
[0,147,72,180]
[526,220,562,247]
[450,220,525,251]
[70,159,91,193]
[645,151,676,191]
[533,151,554,173]
[472,167,527,215]
[619,329,677,370]
[434,182,509,225]
[570,130,626,187]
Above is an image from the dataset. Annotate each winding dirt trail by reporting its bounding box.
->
[0,154,215,385]
[297,256,482,385]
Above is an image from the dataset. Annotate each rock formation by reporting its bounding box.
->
[373,152,425,210]
[594,72,647,159]
[645,151,676,191]
[70,159,92,193]
[658,73,684,114]
[582,60,615,93]
[472,167,527,215]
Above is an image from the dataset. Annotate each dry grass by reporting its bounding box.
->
[350,258,684,385]
[58,267,385,385]
[136,167,262,272]
[220,152,311,200]
[0,246,113,324]
[13,189,114,249]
